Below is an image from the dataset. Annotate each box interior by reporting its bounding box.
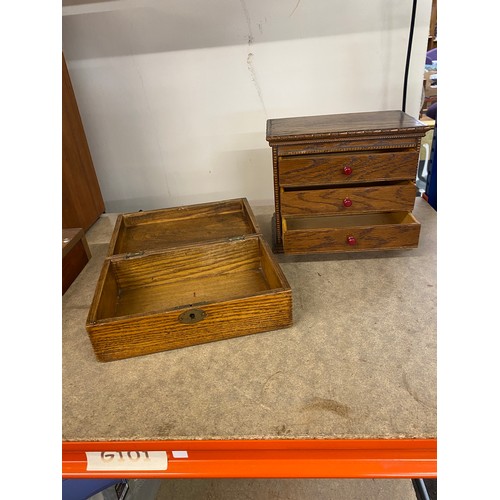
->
[112,200,257,255]
[284,212,416,231]
[94,237,284,321]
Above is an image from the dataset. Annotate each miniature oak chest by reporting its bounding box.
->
[266,110,432,254]
[86,198,292,361]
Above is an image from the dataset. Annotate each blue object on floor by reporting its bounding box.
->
[62,479,123,500]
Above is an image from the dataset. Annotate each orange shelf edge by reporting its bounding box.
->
[62,438,436,479]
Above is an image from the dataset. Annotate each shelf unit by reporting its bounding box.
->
[63,439,436,479]
[62,199,437,482]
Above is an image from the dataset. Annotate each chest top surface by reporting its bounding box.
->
[266,110,430,142]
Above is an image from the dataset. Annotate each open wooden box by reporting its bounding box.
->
[86,199,292,361]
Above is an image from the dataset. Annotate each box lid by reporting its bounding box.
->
[107,198,261,258]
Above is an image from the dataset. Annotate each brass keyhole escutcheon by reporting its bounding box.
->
[178,309,206,324]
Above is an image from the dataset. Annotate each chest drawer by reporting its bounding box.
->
[280,182,416,216]
[282,212,420,254]
[278,150,419,187]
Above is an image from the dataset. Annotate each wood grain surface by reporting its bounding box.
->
[87,234,292,361]
[276,137,419,156]
[279,150,419,187]
[62,229,91,294]
[283,212,420,254]
[62,53,105,231]
[267,110,432,142]
[87,291,292,362]
[280,182,416,216]
[108,198,259,257]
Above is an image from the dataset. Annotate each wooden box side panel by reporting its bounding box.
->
[86,291,293,361]
[258,237,290,290]
[110,238,262,291]
[240,198,262,235]
[121,198,247,226]
[107,215,126,257]
[87,259,120,323]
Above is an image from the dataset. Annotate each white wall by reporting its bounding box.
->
[62,0,432,213]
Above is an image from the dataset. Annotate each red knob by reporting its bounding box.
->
[343,197,352,207]
[343,166,353,176]
[347,235,357,246]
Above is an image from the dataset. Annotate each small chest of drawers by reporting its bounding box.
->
[266,110,432,254]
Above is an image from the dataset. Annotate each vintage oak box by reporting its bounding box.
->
[266,110,432,254]
[86,198,292,361]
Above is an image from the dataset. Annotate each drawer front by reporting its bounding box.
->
[280,183,416,216]
[282,212,420,254]
[276,137,419,156]
[278,151,419,187]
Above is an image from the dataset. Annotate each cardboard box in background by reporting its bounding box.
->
[420,70,437,117]
[424,70,437,97]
